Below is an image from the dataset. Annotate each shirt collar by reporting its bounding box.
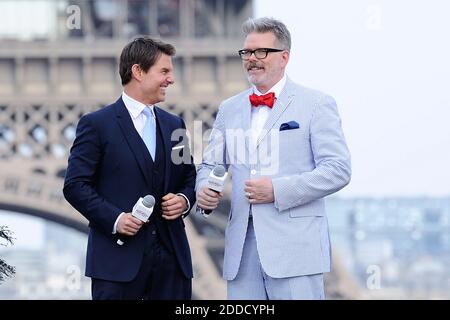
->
[122,91,155,119]
[253,73,287,98]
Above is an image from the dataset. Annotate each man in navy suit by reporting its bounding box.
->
[63,37,196,300]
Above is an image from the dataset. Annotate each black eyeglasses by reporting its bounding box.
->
[238,48,285,60]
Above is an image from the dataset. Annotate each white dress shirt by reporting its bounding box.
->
[122,91,156,136]
[249,74,287,147]
[112,92,190,234]
[248,74,287,218]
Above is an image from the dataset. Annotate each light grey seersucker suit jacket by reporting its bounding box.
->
[196,77,351,280]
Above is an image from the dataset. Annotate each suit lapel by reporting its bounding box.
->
[239,89,252,153]
[256,79,295,148]
[114,98,153,186]
[154,107,172,193]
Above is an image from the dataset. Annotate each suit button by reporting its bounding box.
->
[251,169,257,175]
[152,230,156,235]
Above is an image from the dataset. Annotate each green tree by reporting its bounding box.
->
[0,226,15,283]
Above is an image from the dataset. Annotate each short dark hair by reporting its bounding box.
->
[119,36,176,85]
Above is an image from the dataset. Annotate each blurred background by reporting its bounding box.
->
[0,0,449,299]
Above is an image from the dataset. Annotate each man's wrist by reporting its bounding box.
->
[176,193,190,216]
[112,212,125,234]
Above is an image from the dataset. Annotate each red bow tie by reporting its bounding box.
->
[249,92,275,108]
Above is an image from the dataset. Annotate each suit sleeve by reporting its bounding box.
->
[63,115,122,234]
[196,104,229,193]
[173,118,197,217]
[272,95,352,211]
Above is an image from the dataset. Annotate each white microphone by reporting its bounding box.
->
[117,195,155,246]
[198,165,228,217]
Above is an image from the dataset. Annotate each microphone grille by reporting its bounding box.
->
[213,165,226,177]
[142,195,155,207]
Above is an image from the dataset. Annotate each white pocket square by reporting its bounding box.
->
[171,145,185,150]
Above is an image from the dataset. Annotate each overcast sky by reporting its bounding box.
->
[255,0,450,197]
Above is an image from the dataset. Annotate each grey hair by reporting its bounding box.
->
[242,17,291,50]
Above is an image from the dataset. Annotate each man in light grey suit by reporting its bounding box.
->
[196,17,351,300]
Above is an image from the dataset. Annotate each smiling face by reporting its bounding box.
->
[137,53,174,105]
[127,53,174,105]
[242,32,290,93]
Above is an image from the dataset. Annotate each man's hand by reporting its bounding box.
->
[197,187,223,211]
[244,178,274,204]
[117,213,144,236]
[162,193,187,220]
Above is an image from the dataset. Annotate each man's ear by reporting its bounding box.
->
[131,64,142,82]
[281,50,290,68]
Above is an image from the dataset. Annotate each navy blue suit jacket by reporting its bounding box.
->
[63,98,196,282]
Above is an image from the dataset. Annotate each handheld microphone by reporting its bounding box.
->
[117,195,155,246]
[198,165,228,217]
